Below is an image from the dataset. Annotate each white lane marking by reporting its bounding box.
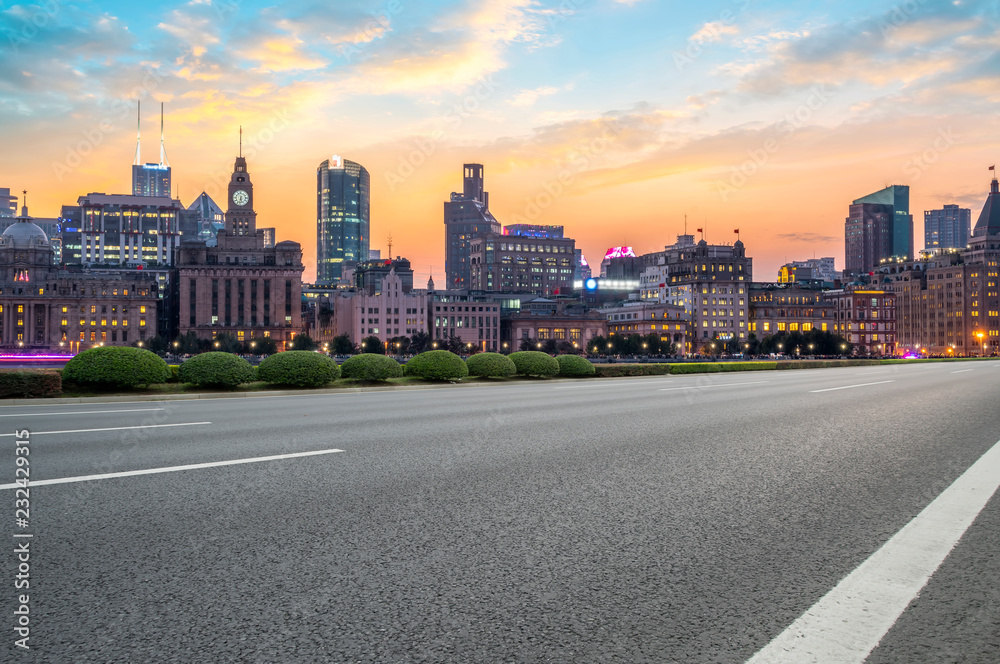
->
[0,448,344,490]
[659,381,769,392]
[0,408,164,418]
[555,379,674,390]
[950,369,974,374]
[809,380,894,393]
[745,437,1000,664]
[0,422,210,437]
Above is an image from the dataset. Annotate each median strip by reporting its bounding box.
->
[0,448,344,490]
[745,436,1000,664]
[809,380,894,393]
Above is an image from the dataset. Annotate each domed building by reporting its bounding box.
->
[0,198,159,351]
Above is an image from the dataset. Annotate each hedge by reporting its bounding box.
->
[556,354,596,377]
[508,351,560,377]
[257,351,340,387]
[593,364,672,377]
[669,362,777,374]
[0,371,62,398]
[63,346,170,388]
[466,352,517,378]
[340,353,403,381]
[775,359,881,369]
[167,365,181,383]
[404,350,468,381]
[178,352,256,388]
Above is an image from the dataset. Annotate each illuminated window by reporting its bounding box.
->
[61,319,67,326]
[112,319,118,327]
[61,306,67,314]
[140,305,146,314]
[90,306,96,314]
[17,305,23,313]
[139,319,146,327]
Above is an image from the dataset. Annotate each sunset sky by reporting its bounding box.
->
[1,0,998,284]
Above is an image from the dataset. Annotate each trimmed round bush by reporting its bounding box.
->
[340,353,403,381]
[508,351,560,377]
[466,352,517,378]
[257,351,340,387]
[63,346,170,388]
[178,352,255,388]
[556,354,596,377]
[405,350,468,381]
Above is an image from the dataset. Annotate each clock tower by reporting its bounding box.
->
[226,155,257,237]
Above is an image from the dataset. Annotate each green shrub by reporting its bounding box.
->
[167,365,181,383]
[508,351,560,377]
[257,351,340,387]
[178,352,255,388]
[340,353,403,381]
[556,354,596,377]
[466,352,517,378]
[776,359,880,370]
[720,362,777,371]
[593,364,672,377]
[404,350,468,381]
[63,346,170,388]
[0,371,62,398]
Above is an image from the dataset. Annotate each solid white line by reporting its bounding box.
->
[745,437,1000,664]
[0,422,211,437]
[659,381,769,392]
[0,408,164,418]
[809,380,894,393]
[0,448,344,490]
[950,369,974,374]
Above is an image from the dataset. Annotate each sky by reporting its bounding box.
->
[1,0,999,284]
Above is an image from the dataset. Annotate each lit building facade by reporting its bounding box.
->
[601,301,689,350]
[825,287,896,355]
[845,184,913,275]
[0,205,158,351]
[924,204,971,251]
[504,298,605,352]
[174,155,304,349]
[61,193,184,266]
[317,156,370,285]
[444,164,501,289]
[749,285,836,337]
[469,232,576,296]
[430,289,501,351]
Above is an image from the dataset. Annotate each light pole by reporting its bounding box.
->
[977,332,985,357]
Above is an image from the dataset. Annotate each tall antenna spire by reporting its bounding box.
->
[133,100,141,166]
[159,102,169,167]
[239,126,242,157]
[387,234,393,260]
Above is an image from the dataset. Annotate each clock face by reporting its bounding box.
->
[232,189,249,207]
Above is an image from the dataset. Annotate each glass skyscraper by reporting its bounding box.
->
[316,156,370,285]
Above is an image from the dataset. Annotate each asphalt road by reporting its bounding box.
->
[1,362,999,663]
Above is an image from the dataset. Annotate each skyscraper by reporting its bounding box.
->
[845,184,913,275]
[131,102,172,198]
[924,204,971,251]
[0,188,16,217]
[444,164,501,289]
[316,155,370,285]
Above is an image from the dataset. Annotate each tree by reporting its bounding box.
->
[408,331,432,354]
[172,331,202,355]
[360,335,384,354]
[556,340,576,355]
[446,334,465,354]
[135,335,167,355]
[250,336,278,355]
[541,338,558,354]
[589,335,608,355]
[331,334,355,355]
[387,336,410,355]
[212,332,242,353]
[519,338,533,351]
[291,334,318,351]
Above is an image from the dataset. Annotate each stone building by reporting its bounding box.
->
[0,202,158,351]
[749,284,836,337]
[174,154,304,349]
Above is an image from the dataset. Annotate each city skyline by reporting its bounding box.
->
[2,0,998,283]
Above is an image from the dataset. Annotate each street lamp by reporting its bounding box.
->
[977,332,985,357]
[432,342,437,349]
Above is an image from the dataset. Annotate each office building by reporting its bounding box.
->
[174,153,304,349]
[601,301,688,349]
[505,298,606,352]
[444,164,501,289]
[317,155,370,285]
[845,185,913,275]
[131,102,172,198]
[355,257,414,295]
[777,257,838,284]
[0,188,16,217]
[0,202,158,350]
[430,290,502,351]
[825,287,896,355]
[60,193,184,266]
[749,284,836,337]
[469,232,575,296]
[924,205,971,251]
[186,192,225,243]
[504,224,563,239]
